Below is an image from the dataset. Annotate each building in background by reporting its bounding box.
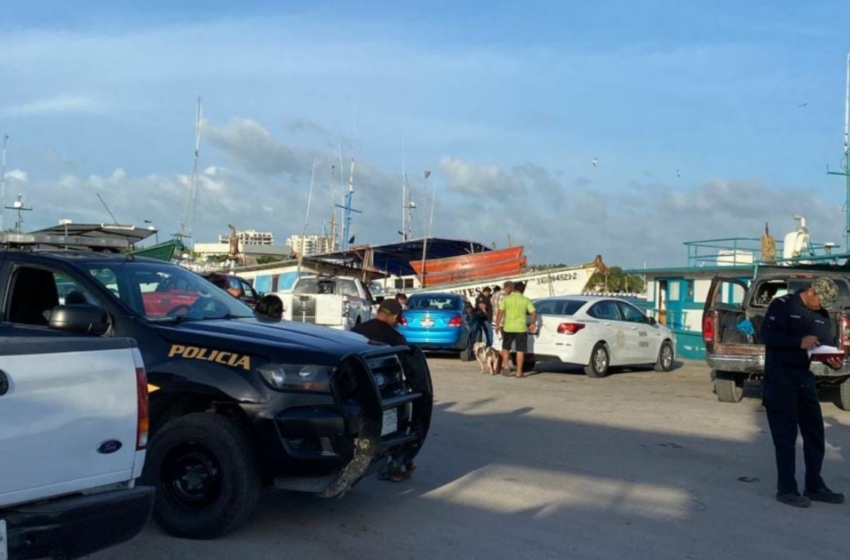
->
[219,230,274,245]
[287,234,332,257]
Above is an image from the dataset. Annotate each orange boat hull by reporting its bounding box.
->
[411,246,524,277]
[416,257,527,286]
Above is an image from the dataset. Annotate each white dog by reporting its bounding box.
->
[473,342,499,375]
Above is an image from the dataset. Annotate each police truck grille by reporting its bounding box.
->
[366,354,406,396]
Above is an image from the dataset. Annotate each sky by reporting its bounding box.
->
[2,0,850,267]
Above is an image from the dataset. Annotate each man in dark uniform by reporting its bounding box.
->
[761,277,845,508]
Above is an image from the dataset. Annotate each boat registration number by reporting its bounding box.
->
[381,409,398,436]
[0,519,7,560]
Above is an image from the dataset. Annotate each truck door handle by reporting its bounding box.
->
[0,370,9,397]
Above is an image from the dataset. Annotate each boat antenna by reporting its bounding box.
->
[329,164,337,251]
[419,170,432,287]
[0,134,7,232]
[401,138,406,240]
[97,193,120,225]
[178,96,202,247]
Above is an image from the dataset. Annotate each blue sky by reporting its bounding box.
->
[1,1,849,266]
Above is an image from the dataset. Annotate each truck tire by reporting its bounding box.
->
[143,413,261,539]
[715,371,744,403]
[653,341,675,372]
[584,343,609,378]
[839,378,850,411]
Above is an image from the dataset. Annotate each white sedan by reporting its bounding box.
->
[528,296,675,377]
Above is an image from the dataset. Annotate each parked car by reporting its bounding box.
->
[398,293,473,360]
[703,271,850,407]
[275,275,374,330]
[0,251,432,539]
[0,335,153,560]
[528,296,676,377]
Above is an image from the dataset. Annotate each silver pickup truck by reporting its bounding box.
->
[703,271,850,409]
[0,333,153,559]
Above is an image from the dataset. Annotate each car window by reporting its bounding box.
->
[241,280,257,299]
[6,266,101,327]
[536,299,584,316]
[617,302,647,323]
[89,268,121,299]
[294,278,337,294]
[588,300,621,321]
[339,280,360,297]
[408,296,461,311]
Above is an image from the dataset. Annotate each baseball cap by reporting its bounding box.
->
[812,277,839,310]
[378,299,403,315]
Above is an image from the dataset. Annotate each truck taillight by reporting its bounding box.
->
[133,349,150,451]
[557,322,585,335]
[703,313,714,343]
[448,316,464,327]
[841,313,850,347]
[342,301,351,318]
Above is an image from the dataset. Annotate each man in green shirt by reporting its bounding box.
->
[495,282,538,378]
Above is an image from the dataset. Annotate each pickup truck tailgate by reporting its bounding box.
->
[283,294,344,327]
[0,338,142,509]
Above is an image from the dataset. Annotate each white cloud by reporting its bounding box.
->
[2,94,105,118]
[4,169,28,183]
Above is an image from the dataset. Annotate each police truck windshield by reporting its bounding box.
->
[88,261,255,322]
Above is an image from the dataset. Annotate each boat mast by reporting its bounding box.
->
[178,96,202,249]
[827,54,850,251]
[419,169,431,287]
[329,165,337,251]
[297,160,317,275]
[402,139,406,240]
[0,134,7,233]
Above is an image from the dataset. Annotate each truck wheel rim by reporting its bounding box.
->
[594,348,607,372]
[162,444,223,509]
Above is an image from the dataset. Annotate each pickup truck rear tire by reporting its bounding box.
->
[839,378,850,411]
[715,371,744,403]
[143,413,261,539]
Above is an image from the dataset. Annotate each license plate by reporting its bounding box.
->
[420,318,435,328]
[381,409,398,436]
[0,519,7,560]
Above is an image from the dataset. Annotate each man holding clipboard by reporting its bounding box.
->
[761,277,845,508]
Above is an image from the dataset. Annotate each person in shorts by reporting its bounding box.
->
[495,282,537,378]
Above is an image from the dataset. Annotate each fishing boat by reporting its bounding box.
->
[412,257,602,301]
[410,246,526,286]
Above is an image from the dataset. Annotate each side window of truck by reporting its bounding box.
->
[6,267,99,327]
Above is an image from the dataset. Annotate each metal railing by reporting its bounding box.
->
[684,237,843,268]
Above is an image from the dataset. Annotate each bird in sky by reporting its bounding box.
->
[676,168,681,178]
[591,157,598,167]
[798,102,808,108]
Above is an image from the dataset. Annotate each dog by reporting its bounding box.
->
[473,342,500,375]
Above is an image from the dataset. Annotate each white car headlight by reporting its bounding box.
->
[259,363,335,392]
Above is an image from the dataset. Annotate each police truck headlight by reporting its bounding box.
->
[259,364,334,392]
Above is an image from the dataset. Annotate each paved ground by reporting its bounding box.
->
[96,358,850,560]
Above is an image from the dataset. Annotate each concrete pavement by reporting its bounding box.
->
[95,358,850,560]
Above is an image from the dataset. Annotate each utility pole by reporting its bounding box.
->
[828,54,850,251]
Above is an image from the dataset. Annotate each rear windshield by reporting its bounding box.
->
[535,299,585,316]
[407,295,462,311]
[750,278,850,308]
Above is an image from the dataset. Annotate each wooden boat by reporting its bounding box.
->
[410,246,525,286]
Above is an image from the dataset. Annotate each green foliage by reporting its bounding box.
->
[257,255,281,265]
[586,266,645,293]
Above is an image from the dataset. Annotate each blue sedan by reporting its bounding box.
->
[399,293,472,360]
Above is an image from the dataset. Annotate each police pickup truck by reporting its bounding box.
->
[0,336,152,559]
[703,271,850,408]
[0,251,432,539]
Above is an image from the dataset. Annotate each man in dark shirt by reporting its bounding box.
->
[761,277,844,508]
[473,287,494,346]
[351,298,414,482]
[352,299,407,347]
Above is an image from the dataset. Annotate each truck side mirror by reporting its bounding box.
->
[374,296,385,305]
[49,304,110,336]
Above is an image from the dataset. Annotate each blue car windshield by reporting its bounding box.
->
[407,296,462,311]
